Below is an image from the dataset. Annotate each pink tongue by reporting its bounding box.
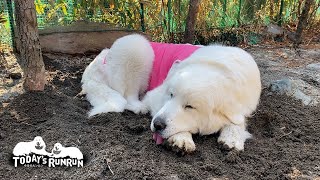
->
[153,133,164,145]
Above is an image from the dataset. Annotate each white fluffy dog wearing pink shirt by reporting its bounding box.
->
[81,34,261,152]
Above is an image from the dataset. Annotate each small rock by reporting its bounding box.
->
[293,90,312,105]
[270,79,316,106]
[270,79,292,95]
[167,174,180,180]
[306,63,320,71]
[2,103,9,108]
[279,52,288,59]
[267,24,284,36]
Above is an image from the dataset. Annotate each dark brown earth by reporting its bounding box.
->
[0,53,319,180]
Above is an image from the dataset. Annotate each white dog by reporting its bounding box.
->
[13,136,49,156]
[81,35,154,116]
[81,34,261,152]
[51,143,83,159]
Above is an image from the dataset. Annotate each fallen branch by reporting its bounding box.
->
[106,158,114,175]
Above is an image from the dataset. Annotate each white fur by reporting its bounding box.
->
[218,124,252,150]
[167,132,196,152]
[81,34,261,151]
[13,136,49,156]
[51,143,83,159]
[146,46,261,150]
[81,34,154,116]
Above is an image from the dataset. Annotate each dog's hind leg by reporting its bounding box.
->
[88,92,127,117]
[83,80,127,117]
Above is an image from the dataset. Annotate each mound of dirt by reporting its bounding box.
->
[0,53,319,179]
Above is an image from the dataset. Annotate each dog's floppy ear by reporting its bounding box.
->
[173,59,181,65]
[166,59,182,79]
[171,60,181,70]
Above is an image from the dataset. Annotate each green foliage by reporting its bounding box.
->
[0,1,12,47]
[1,0,320,45]
[247,32,261,45]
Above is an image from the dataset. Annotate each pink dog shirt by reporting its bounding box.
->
[148,42,200,91]
[101,42,200,91]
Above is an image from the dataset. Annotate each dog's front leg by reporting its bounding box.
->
[168,132,196,153]
[217,123,251,151]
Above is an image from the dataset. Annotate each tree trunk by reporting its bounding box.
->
[294,0,315,47]
[14,0,46,91]
[139,2,145,32]
[184,0,200,44]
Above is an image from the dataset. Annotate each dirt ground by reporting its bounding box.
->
[0,48,320,179]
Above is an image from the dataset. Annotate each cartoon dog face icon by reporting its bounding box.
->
[52,143,63,155]
[33,136,45,150]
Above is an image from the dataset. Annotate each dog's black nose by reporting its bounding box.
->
[153,117,166,131]
[37,142,40,145]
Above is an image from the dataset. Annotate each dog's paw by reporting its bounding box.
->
[88,109,103,117]
[126,101,148,114]
[217,125,251,151]
[167,132,195,153]
[218,136,245,151]
[139,104,149,114]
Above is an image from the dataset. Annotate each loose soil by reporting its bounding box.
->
[0,51,319,180]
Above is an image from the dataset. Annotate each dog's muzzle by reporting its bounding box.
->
[153,117,167,131]
[152,117,166,145]
[35,145,44,150]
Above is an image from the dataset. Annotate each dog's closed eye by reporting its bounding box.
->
[184,105,195,109]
